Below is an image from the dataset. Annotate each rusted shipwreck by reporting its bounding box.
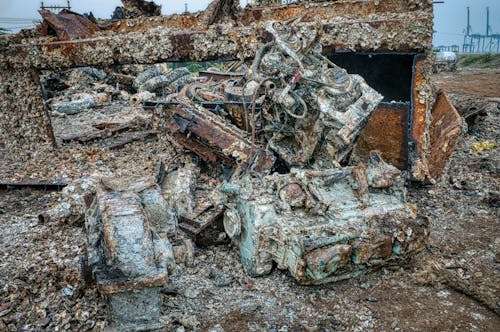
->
[0,0,460,182]
[0,0,463,330]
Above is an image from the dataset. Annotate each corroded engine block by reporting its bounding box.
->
[222,152,429,285]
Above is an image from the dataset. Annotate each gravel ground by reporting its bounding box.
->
[0,69,499,331]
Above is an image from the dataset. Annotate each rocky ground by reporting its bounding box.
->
[1,69,499,331]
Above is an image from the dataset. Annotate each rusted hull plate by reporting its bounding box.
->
[1,14,432,69]
[355,103,409,170]
[39,9,101,41]
[428,91,462,180]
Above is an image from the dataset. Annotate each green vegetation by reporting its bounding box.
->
[459,54,500,68]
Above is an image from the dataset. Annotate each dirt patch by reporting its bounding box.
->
[432,69,500,98]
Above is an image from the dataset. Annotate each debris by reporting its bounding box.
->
[365,297,379,303]
[60,117,152,146]
[417,259,500,316]
[242,20,382,167]
[0,0,481,329]
[105,129,158,149]
[160,156,200,217]
[84,177,174,330]
[448,93,499,128]
[204,0,239,26]
[472,141,495,152]
[210,267,233,287]
[39,177,96,224]
[112,0,162,20]
[1,0,455,184]
[0,180,67,191]
[61,119,141,143]
[165,101,276,175]
[139,67,191,93]
[172,238,195,267]
[51,93,96,115]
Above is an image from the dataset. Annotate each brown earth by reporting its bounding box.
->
[0,68,499,331]
[432,68,500,98]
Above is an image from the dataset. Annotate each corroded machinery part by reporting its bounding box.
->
[248,20,383,167]
[84,178,175,330]
[222,151,429,285]
[138,67,192,93]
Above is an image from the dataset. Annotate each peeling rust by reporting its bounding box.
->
[355,103,409,170]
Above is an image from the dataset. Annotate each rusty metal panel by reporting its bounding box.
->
[355,103,409,170]
[428,91,462,180]
[39,9,101,41]
[166,102,276,174]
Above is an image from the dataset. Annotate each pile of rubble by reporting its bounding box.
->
[35,19,433,330]
[0,0,469,330]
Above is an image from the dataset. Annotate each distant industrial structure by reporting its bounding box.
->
[462,7,500,53]
[40,1,71,12]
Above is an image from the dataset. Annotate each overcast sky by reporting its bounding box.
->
[0,0,498,48]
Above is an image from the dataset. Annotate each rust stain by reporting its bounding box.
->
[355,104,409,169]
[239,1,430,25]
[98,271,169,294]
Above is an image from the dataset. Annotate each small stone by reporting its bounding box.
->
[365,296,379,302]
[60,285,74,298]
[471,313,485,321]
[208,323,225,332]
[359,282,370,290]
[161,284,180,295]
[240,303,262,314]
[214,275,232,287]
[184,287,200,299]
[75,310,90,322]
[37,318,51,328]
[437,290,450,298]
